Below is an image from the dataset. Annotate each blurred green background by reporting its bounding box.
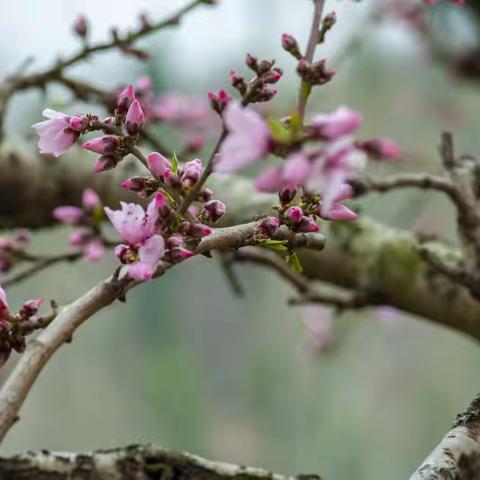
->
[1,1,480,479]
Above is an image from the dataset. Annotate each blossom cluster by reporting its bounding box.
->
[0,287,43,367]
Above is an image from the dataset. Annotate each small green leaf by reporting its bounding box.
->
[260,239,288,252]
[286,252,303,273]
[171,152,179,174]
[267,117,291,143]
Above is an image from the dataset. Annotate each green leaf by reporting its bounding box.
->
[267,117,291,143]
[260,239,288,252]
[171,152,179,174]
[286,252,303,273]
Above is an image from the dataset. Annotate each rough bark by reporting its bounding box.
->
[411,394,480,479]
[0,445,320,480]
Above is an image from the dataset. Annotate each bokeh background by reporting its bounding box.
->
[1,1,480,479]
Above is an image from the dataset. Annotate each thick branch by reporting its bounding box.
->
[411,394,480,479]
[0,444,319,480]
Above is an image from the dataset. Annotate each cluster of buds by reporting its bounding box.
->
[53,188,106,262]
[208,90,232,115]
[0,230,31,273]
[229,54,282,104]
[297,58,336,86]
[0,287,44,367]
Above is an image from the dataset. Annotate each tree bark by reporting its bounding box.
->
[0,445,320,480]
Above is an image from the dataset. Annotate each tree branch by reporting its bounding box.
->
[0,445,320,480]
[410,393,480,479]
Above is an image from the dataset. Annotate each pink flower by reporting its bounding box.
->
[33,109,80,157]
[125,100,145,135]
[147,152,171,177]
[316,184,357,221]
[215,102,270,173]
[105,198,165,280]
[53,206,84,225]
[310,106,362,140]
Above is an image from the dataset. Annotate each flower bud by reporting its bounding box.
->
[147,152,170,177]
[296,216,320,233]
[284,206,303,225]
[94,155,119,173]
[181,159,203,185]
[355,138,401,160]
[281,33,302,59]
[258,216,280,237]
[166,234,185,249]
[116,84,135,115]
[245,53,258,72]
[208,90,231,114]
[14,229,30,243]
[82,188,101,210]
[201,200,226,223]
[168,247,194,263]
[185,222,212,238]
[121,176,147,192]
[82,136,119,155]
[73,15,88,38]
[53,206,83,225]
[201,188,214,202]
[279,186,297,205]
[125,100,145,135]
[20,299,44,317]
[69,115,88,132]
[153,192,172,219]
[264,68,283,84]
[230,70,247,95]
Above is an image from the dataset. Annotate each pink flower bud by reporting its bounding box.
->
[153,192,172,218]
[284,206,303,224]
[84,240,105,262]
[14,229,30,243]
[82,188,101,210]
[258,216,280,237]
[73,15,88,37]
[125,100,145,135]
[181,159,203,184]
[20,299,44,317]
[208,90,231,114]
[186,223,212,238]
[356,138,402,160]
[246,53,258,72]
[168,247,194,263]
[279,186,297,205]
[121,177,147,192]
[117,84,135,115]
[69,230,89,247]
[53,206,83,225]
[147,152,170,177]
[82,136,118,155]
[201,188,214,202]
[166,234,185,249]
[94,155,118,173]
[69,115,88,132]
[281,33,299,51]
[317,203,357,221]
[296,216,320,233]
[202,200,226,223]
